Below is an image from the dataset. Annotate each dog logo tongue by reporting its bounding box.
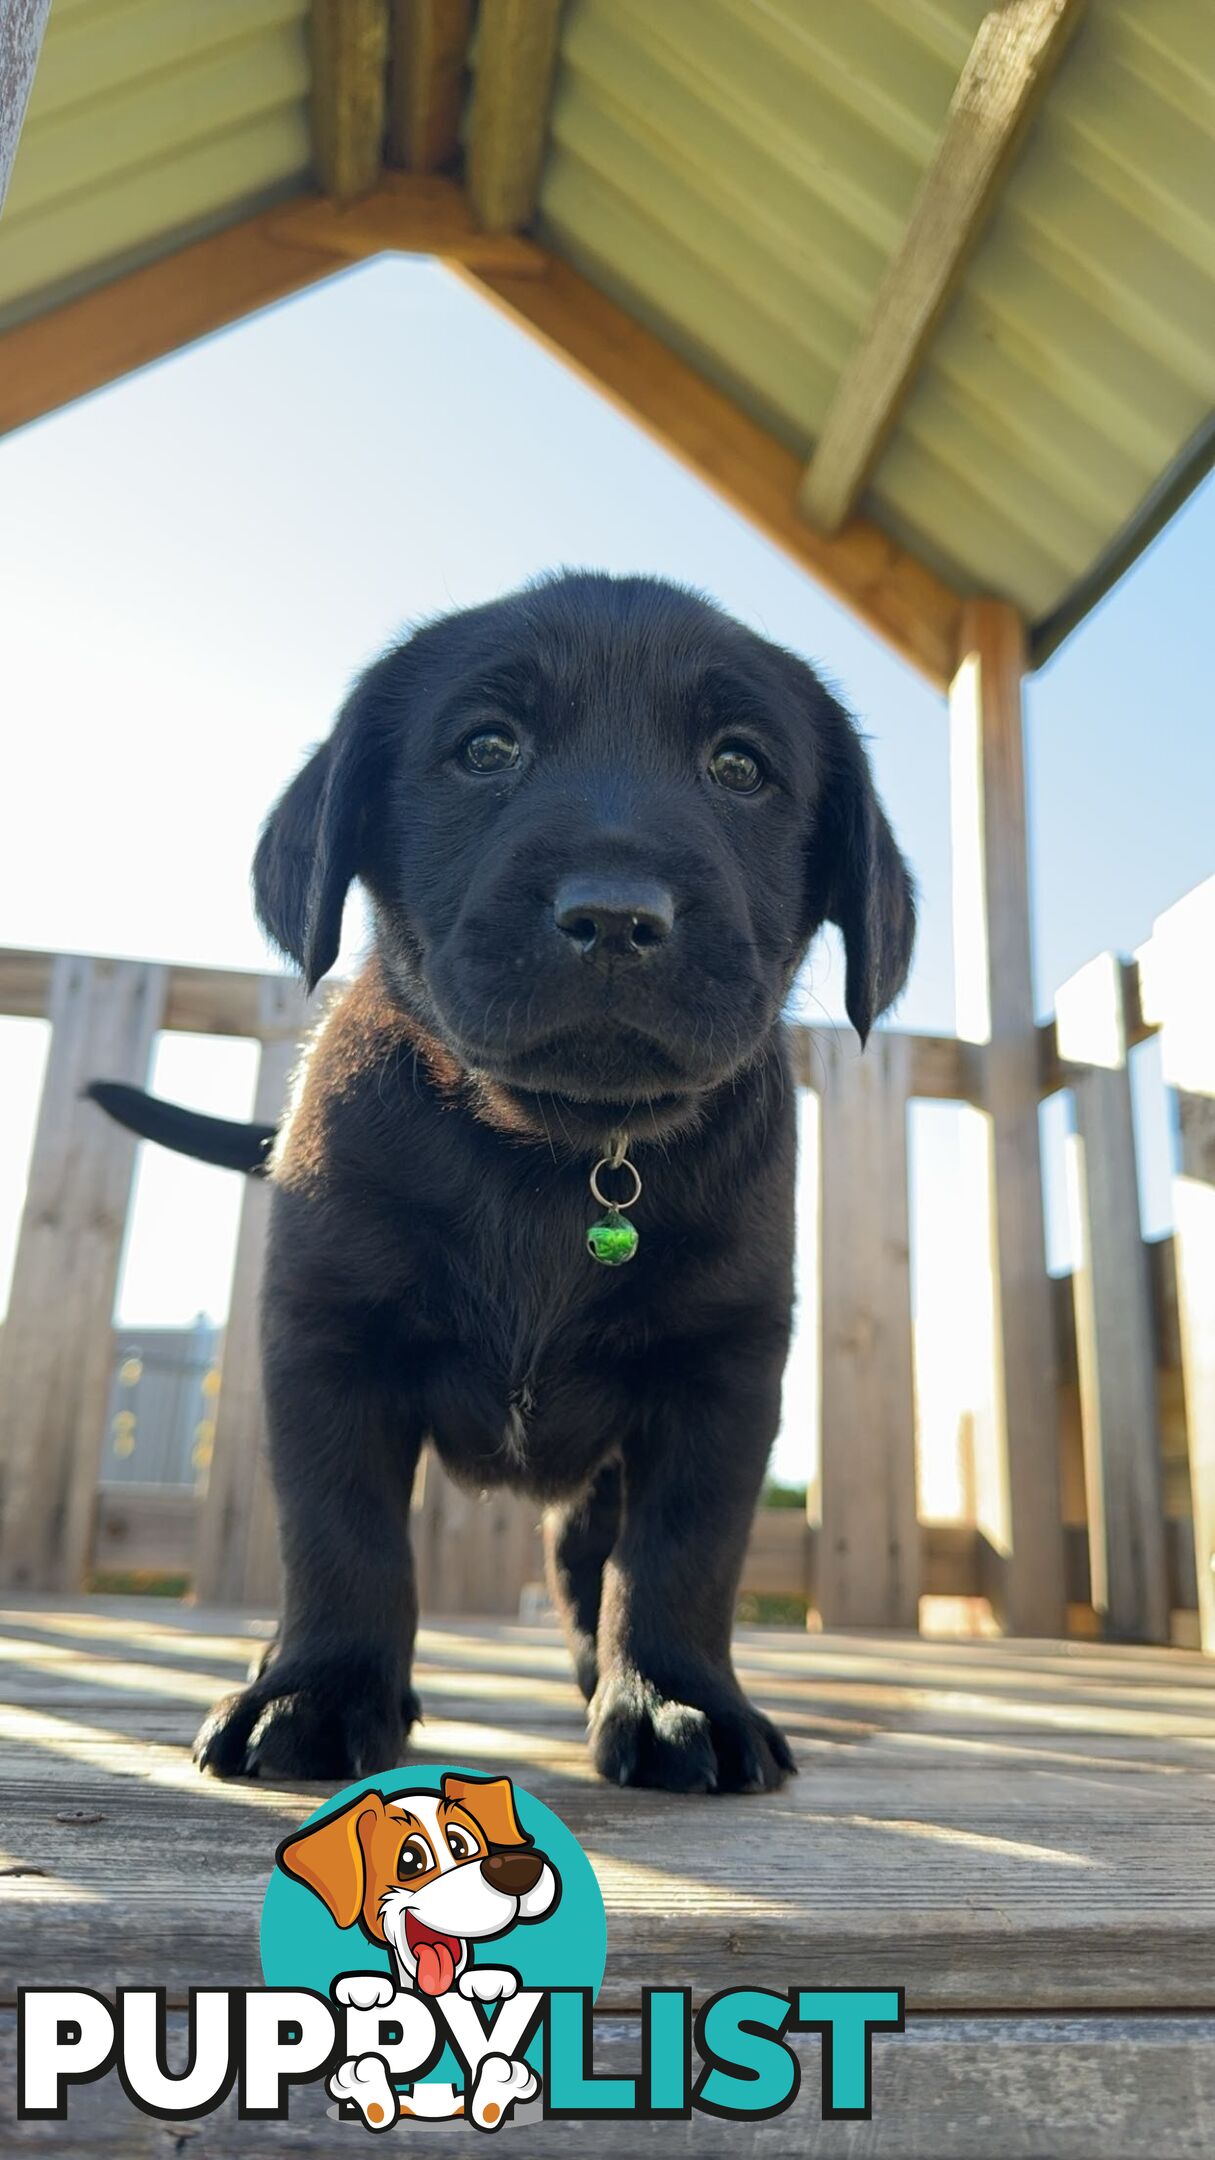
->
[415,1938,457,1996]
[405,1915,462,1997]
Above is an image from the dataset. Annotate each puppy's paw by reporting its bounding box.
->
[328,2052,398,2131]
[194,1667,412,1782]
[470,2053,539,2129]
[458,1966,518,2003]
[334,1972,397,2012]
[588,1670,796,1795]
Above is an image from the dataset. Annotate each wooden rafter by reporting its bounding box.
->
[311,0,392,205]
[388,0,473,173]
[0,179,538,440]
[800,0,1087,536]
[465,0,563,232]
[462,252,962,684]
[0,176,963,684]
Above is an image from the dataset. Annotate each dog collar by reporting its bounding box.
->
[586,1130,641,1265]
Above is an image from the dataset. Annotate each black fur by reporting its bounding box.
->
[104,574,915,1794]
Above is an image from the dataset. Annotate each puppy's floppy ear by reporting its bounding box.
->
[441,1773,531,1849]
[814,703,916,1047]
[253,652,398,991]
[276,1790,385,1928]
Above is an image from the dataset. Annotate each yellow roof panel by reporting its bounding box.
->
[0,0,311,328]
[536,0,1215,644]
[1,0,1210,662]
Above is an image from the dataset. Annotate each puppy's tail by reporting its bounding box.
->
[85,1082,277,1177]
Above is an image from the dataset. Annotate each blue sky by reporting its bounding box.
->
[0,255,1210,1492]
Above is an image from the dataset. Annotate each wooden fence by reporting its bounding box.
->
[0,874,1212,1648]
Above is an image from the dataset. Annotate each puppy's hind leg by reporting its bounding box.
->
[544,1458,620,1701]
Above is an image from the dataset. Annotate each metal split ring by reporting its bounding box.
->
[589,1154,642,1210]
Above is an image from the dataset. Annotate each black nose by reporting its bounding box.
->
[553,876,675,964]
[480,1849,544,1896]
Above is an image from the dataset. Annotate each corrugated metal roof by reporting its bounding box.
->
[536,0,1215,628]
[0,0,312,329]
[0,0,1210,656]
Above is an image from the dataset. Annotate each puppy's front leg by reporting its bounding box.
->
[588,1342,796,1795]
[195,1315,422,1781]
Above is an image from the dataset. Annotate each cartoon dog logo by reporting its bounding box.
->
[276,1773,560,2129]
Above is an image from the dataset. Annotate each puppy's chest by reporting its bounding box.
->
[453,1188,633,1377]
[415,1175,676,1490]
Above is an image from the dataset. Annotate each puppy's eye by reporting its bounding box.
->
[709,741,765,794]
[460,728,520,774]
[445,1825,478,1861]
[397,1836,433,1881]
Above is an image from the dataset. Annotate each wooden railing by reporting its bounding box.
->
[0,874,1212,1647]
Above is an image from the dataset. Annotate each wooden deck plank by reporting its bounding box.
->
[1,1602,1213,2023]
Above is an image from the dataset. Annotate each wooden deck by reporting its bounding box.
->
[2,1598,1214,2153]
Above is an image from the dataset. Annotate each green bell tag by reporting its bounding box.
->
[587,1207,639,1266]
[587,1134,642,1266]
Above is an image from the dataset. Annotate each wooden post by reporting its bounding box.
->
[817,1030,920,1628]
[1056,953,1168,1640]
[311,0,391,204]
[194,987,305,1607]
[0,0,50,214]
[950,599,1064,1636]
[388,0,472,172]
[0,956,166,1591]
[1137,878,1215,1650]
[465,0,562,231]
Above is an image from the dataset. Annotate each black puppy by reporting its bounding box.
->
[94,573,914,1794]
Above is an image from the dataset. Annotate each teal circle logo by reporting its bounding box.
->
[260,1766,606,2127]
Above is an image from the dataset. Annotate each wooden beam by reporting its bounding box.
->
[93,1485,197,1579]
[458,252,963,684]
[800,0,1086,534]
[0,0,50,214]
[950,599,1065,1635]
[0,172,964,680]
[0,212,348,438]
[465,0,563,232]
[310,0,391,205]
[0,180,536,440]
[388,0,472,173]
[789,1024,986,1104]
[88,1490,1203,1616]
[267,171,543,272]
[0,947,314,1039]
[0,950,1095,1106]
[1056,954,1169,1641]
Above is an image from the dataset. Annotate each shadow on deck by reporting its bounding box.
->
[2,1598,1214,2153]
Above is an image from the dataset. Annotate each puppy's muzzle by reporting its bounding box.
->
[480,1850,544,1896]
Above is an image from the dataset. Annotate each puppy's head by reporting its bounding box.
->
[255,574,914,1143]
[277,1774,559,1997]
